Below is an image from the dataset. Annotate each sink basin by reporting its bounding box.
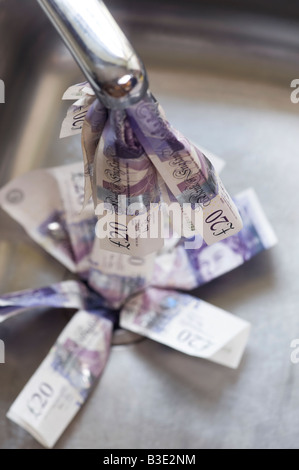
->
[1,0,299,449]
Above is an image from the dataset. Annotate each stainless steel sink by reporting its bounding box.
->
[1,0,299,449]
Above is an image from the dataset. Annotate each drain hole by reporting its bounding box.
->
[112,328,144,346]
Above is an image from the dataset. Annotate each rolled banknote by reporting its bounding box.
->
[93,108,164,257]
[126,92,243,244]
[0,162,96,275]
[120,287,250,369]
[152,188,278,289]
[0,280,103,323]
[81,99,107,206]
[0,167,75,271]
[7,309,113,448]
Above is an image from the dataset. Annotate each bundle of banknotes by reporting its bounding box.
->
[62,82,243,255]
[0,82,278,447]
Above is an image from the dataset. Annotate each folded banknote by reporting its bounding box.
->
[153,188,277,289]
[60,82,95,139]
[88,237,156,308]
[120,287,250,369]
[62,81,95,102]
[0,162,96,275]
[93,107,164,257]
[0,280,103,322]
[127,92,243,244]
[7,309,113,448]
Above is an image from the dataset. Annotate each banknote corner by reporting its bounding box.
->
[290,338,299,364]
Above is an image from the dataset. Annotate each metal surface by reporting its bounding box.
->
[37,0,148,108]
[1,0,299,449]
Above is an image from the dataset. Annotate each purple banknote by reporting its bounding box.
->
[0,280,104,322]
[153,188,277,289]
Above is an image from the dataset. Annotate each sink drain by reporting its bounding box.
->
[62,310,143,346]
[111,328,144,346]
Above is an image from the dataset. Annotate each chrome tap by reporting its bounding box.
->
[37,0,149,108]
